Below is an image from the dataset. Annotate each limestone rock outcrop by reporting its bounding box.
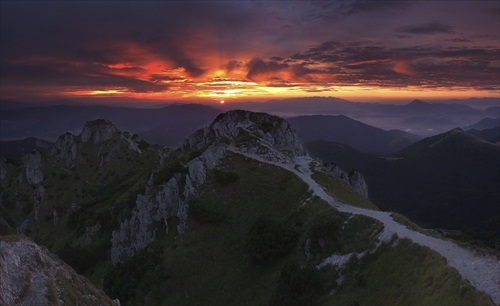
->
[186,110,305,165]
[22,151,43,185]
[52,119,148,168]
[111,110,305,264]
[348,170,369,197]
[81,119,118,144]
[53,132,78,168]
[0,236,114,306]
[323,162,369,197]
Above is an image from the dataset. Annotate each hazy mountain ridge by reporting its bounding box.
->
[229,97,499,136]
[465,117,500,130]
[2,97,498,147]
[307,128,500,247]
[0,103,221,147]
[289,115,421,153]
[468,126,500,144]
[0,111,496,305]
[0,137,54,162]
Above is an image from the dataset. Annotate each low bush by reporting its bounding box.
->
[213,169,239,186]
[188,198,226,223]
[269,264,325,306]
[246,218,297,264]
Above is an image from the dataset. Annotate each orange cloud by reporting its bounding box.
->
[393,60,416,75]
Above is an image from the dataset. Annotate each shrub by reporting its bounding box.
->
[103,243,164,304]
[246,218,297,264]
[188,198,226,223]
[213,169,239,186]
[153,159,187,185]
[309,212,343,255]
[269,264,325,306]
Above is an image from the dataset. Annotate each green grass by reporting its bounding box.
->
[101,152,487,306]
[325,238,492,306]
[45,279,58,305]
[0,134,160,284]
[341,215,384,254]
[104,153,314,305]
[391,213,499,257]
[14,267,32,304]
[312,172,380,210]
[103,153,383,305]
[391,212,434,235]
[3,138,493,306]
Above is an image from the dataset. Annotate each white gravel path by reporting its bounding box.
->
[235,151,500,304]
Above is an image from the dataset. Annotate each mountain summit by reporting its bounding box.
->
[111,110,307,263]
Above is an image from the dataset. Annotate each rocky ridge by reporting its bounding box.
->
[0,236,114,306]
[22,151,44,185]
[323,162,369,197]
[111,110,307,264]
[53,119,148,168]
[10,119,154,237]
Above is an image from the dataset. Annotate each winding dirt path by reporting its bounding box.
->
[235,151,500,304]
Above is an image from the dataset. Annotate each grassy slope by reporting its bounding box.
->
[103,152,491,306]
[307,130,500,248]
[0,135,160,283]
[311,172,380,211]
[1,136,492,305]
[328,238,492,306]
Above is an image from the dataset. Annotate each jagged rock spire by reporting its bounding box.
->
[80,119,119,143]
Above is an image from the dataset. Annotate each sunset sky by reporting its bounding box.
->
[1,0,499,105]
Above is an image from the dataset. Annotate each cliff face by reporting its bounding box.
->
[53,132,78,168]
[22,151,43,185]
[187,110,305,165]
[1,119,161,247]
[52,119,148,168]
[109,110,371,264]
[80,119,118,144]
[348,170,368,198]
[0,236,114,306]
[111,110,306,264]
[323,163,369,197]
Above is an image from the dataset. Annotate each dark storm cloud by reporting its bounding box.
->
[341,0,410,14]
[300,0,410,21]
[149,75,186,82]
[225,60,244,73]
[294,41,391,64]
[448,38,473,43]
[396,22,454,35]
[0,1,241,79]
[262,40,499,89]
[0,59,168,93]
[246,58,289,80]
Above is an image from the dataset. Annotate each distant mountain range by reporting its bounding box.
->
[466,117,500,130]
[225,97,499,136]
[468,126,500,144]
[3,98,498,158]
[306,128,500,247]
[0,103,221,147]
[289,115,421,154]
